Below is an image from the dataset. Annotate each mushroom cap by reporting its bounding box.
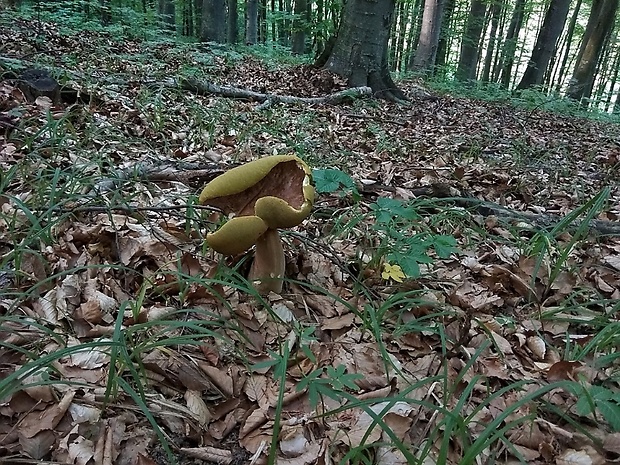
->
[200,154,314,234]
[206,216,268,255]
[199,155,311,205]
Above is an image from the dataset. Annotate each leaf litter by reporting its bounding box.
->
[0,19,619,465]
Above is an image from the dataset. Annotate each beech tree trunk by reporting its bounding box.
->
[499,0,526,88]
[291,0,308,54]
[481,0,503,82]
[228,0,238,43]
[456,0,487,81]
[567,0,619,101]
[246,0,259,44]
[158,0,176,31]
[201,0,226,42]
[516,0,570,90]
[410,0,445,74]
[435,0,456,73]
[321,0,406,101]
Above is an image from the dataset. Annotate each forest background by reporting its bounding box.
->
[4,0,620,112]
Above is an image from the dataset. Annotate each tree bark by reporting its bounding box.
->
[481,0,503,82]
[410,0,445,74]
[291,0,308,54]
[228,0,238,43]
[499,0,526,88]
[158,0,176,32]
[435,0,456,74]
[456,0,487,81]
[516,0,570,90]
[201,0,227,42]
[321,0,406,102]
[549,0,582,90]
[246,0,259,44]
[566,0,619,101]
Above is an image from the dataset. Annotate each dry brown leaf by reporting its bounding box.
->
[184,390,211,428]
[180,446,232,464]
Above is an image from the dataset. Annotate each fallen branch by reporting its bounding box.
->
[163,77,372,104]
[1,56,373,106]
[362,183,620,236]
[91,160,225,194]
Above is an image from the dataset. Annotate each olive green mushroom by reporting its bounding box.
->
[199,155,314,294]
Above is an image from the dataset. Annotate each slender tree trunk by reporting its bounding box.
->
[410,0,445,74]
[228,0,238,42]
[490,3,508,82]
[158,0,176,32]
[322,0,406,101]
[435,0,456,73]
[603,47,620,111]
[394,0,412,71]
[315,0,324,52]
[259,0,267,42]
[567,0,619,101]
[291,0,308,54]
[516,0,570,90]
[552,0,582,91]
[594,30,615,102]
[195,0,202,36]
[481,0,503,82]
[499,0,526,88]
[389,0,404,70]
[100,0,111,25]
[182,0,193,36]
[246,0,259,44]
[456,0,487,81]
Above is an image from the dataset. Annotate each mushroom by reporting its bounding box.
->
[199,155,314,294]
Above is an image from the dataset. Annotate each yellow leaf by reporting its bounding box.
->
[381,263,405,283]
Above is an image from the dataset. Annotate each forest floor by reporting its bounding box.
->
[1,17,620,465]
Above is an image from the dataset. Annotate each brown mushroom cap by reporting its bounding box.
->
[199,155,314,294]
[199,155,314,223]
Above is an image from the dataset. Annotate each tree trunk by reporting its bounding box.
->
[100,0,111,25]
[321,0,406,101]
[158,0,176,32]
[516,0,570,90]
[291,0,307,54]
[182,0,193,36]
[435,0,456,74]
[259,0,267,42]
[410,0,445,74]
[481,0,503,82]
[567,0,619,101]
[499,0,526,88]
[228,0,238,42]
[195,0,202,37]
[246,0,259,44]
[315,0,325,53]
[551,0,582,91]
[456,0,488,81]
[201,0,227,42]
[604,48,620,111]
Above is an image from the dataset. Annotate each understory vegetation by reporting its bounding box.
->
[1,13,620,465]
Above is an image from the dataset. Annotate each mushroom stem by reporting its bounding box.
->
[248,228,286,294]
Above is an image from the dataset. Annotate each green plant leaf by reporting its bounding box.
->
[432,235,458,258]
[371,197,420,223]
[312,168,358,196]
